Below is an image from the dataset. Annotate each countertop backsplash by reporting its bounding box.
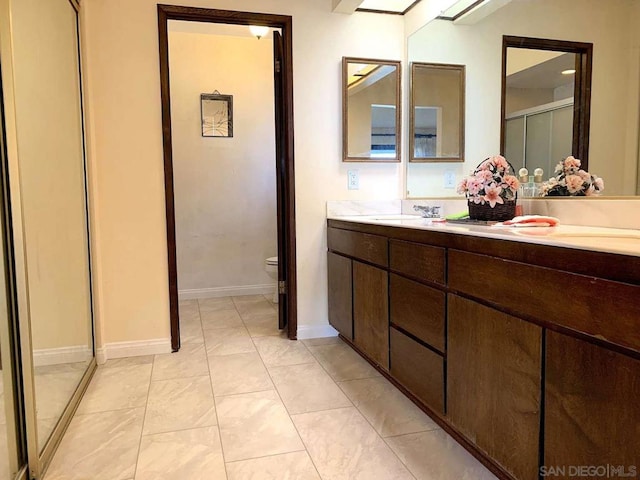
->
[327,198,640,230]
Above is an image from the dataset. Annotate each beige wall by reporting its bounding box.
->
[407,0,640,197]
[9,0,92,351]
[82,0,404,344]
[169,29,277,293]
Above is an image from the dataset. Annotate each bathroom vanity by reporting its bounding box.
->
[326,216,640,480]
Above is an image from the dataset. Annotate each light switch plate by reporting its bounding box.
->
[348,170,359,190]
[444,170,456,189]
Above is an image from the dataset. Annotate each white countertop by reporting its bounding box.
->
[328,214,640,258]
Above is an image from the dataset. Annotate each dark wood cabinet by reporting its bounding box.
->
[545,330,640,469]
[353,261,389,370]
[327,252,353,340]
[327,218,640,480]
[447,294,541,480]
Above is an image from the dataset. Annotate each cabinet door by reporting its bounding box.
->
[448,294,541,480]
[545,331,640,469]
[353,261,388,369]
[327,252,353,340]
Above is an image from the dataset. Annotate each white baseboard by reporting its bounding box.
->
[33,345,93,367]
[296,324,339,340]
[96,338,171,365]
[178,283,276,301]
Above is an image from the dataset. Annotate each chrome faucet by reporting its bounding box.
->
[413,205,442,218]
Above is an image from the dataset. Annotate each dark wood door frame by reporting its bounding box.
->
[157,5,298,350]
[500,35,593,169]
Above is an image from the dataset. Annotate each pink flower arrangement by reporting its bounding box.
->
[541,156,604,197]
[457,155,519,208]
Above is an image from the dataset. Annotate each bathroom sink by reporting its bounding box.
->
[368,215,423,220]
[547,232,640,252]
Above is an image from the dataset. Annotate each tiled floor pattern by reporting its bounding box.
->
[35,362,92,450]
[0,361,91,480]
[44,295,497,480]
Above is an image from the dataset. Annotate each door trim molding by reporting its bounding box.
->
[157,5,298,349]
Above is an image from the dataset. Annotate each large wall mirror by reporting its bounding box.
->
[2,0,95,474]
[342,57,401,162]
[406,0,640,198]
[410,62,465,162]
[501,36,592,177]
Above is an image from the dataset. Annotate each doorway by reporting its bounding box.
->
[157,5,297,350]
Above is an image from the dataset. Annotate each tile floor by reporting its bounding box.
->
[35,361,93,450]
[44,295,497,480]
[0,360,91,480]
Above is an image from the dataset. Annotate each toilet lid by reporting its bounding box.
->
[266,256,278,265]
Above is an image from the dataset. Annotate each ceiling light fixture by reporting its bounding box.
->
[562,69,576,75]
[249,25,269,40]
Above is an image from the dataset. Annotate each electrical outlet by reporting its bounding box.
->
[348,170,359,190]
[444,170,456,189]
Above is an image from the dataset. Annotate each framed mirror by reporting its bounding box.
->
[501,36,593,174]
[201,92,233,137]
[410,62,465,162]
[342,57,401,162]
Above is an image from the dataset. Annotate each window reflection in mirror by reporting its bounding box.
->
[343,57,401,162]
[410,62,465,162]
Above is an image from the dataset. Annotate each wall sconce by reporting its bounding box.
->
[249,25,269,40]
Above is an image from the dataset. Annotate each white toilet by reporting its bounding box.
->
[265,256,278,303]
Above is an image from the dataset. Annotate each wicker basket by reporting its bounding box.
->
[468,200,516,222]
[466,156,518,222]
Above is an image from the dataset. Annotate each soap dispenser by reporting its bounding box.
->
[518,168,529,197]
[533,168,544,196]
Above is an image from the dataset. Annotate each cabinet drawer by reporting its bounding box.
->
[328,227,388,267]
[390,239,445,285]
[390,327,444,415]
[449,249,640,354]
[390,274,445,353]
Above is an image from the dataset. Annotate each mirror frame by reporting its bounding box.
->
[342,57,402,163]
[409,62,465,163]
[500,35,593,169]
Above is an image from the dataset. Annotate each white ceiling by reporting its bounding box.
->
[439,0,482,17]
[358,0,419,13]
[507,52,576,90]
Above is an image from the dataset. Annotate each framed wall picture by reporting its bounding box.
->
[201,92,233,137]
